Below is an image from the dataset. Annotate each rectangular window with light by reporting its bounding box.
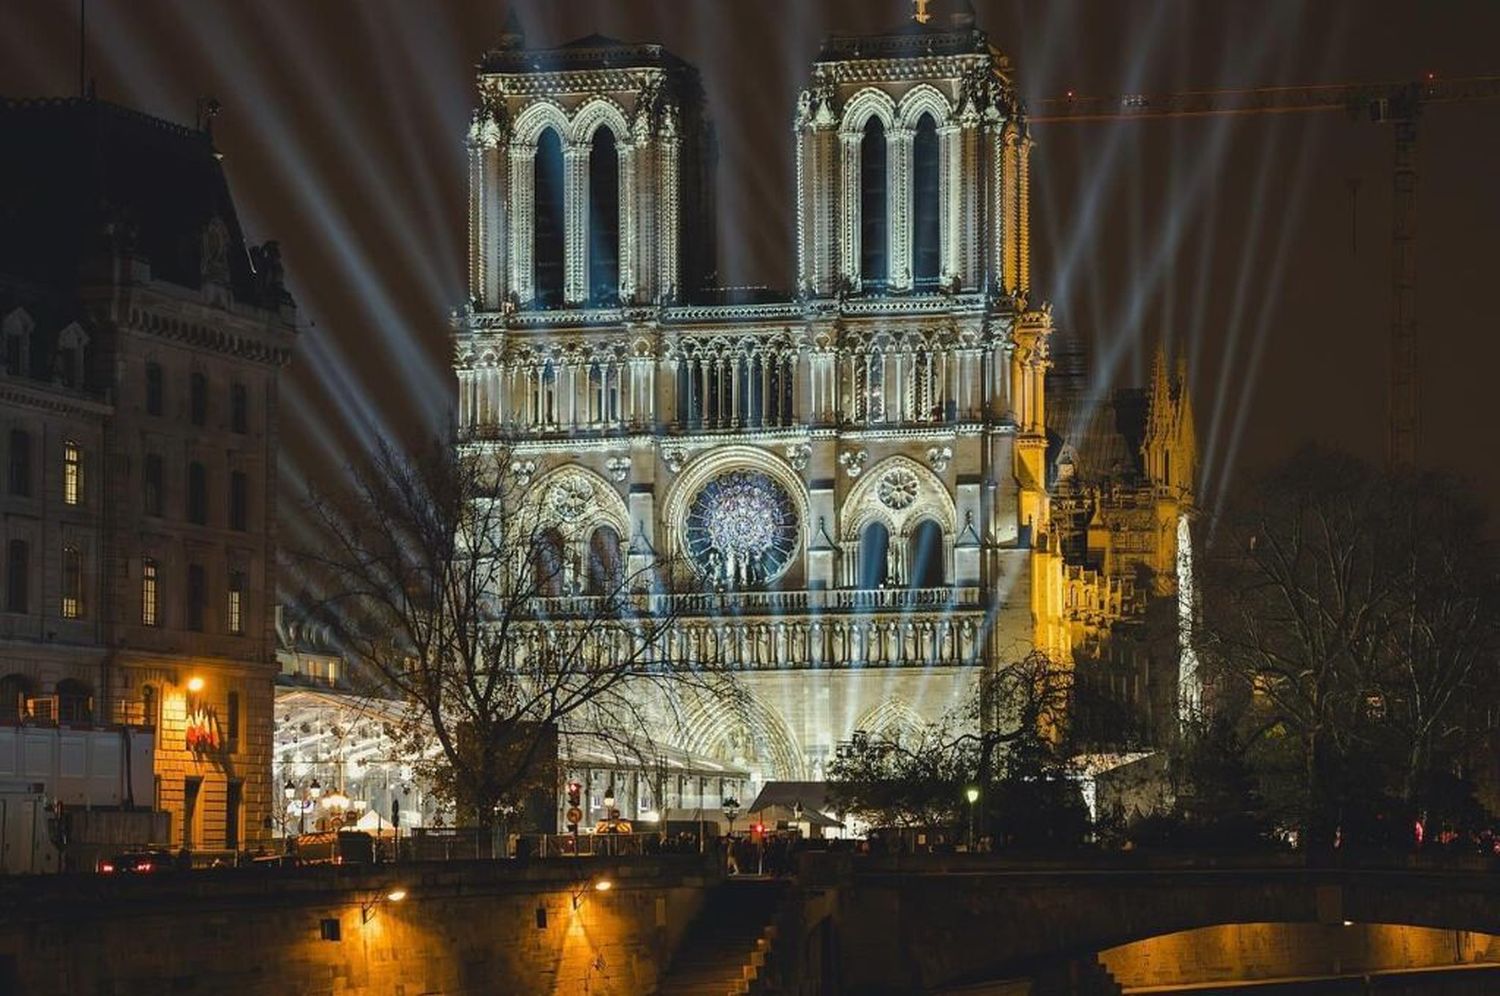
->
[63,442,81,505]
[227,570,245,635]
[142,558,159,626]
[61,545,82,619]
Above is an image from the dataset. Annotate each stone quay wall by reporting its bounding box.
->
[0,854,716,995]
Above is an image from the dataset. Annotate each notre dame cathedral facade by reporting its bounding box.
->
[451,4,1196,788]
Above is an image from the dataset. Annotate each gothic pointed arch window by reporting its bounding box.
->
[858,521,890,589]
[588,128,621,304]
[586,525,622,595]
[907,518,945,588]
[534,527,566,597]
[912,113,941,287]
[860,116,888,290]
[533,127,566,308]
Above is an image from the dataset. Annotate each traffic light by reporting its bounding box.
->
[565,781,583,834]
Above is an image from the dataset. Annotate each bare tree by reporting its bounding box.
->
[828,650,1078,835]
[294,437,719,827]
[1198,446,1500,845]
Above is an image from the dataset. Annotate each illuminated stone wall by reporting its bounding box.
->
[1101,922,1500,990]
[451,15,1196,780]
[0,857,711,995]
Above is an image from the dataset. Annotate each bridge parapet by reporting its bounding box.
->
[800,852,1500,992]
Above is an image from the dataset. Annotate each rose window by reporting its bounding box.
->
[684,470,799,588]
[877,468,920,510]
[548,477,593,519]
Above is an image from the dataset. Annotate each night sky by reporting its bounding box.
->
[2,0,1498,530]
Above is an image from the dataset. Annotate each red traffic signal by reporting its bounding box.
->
[566,781,582,807]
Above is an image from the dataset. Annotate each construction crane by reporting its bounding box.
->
[1031,76,1500,469]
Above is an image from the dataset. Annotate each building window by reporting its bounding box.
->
[907,518,946,588]
[145,362,163,416]
[143,454,163,516]
[190,372,207,426]
[186,563,206,631]
[6,540,27,613]
[533,127,566,307]
[230,383,248,434]
[61,545,82,619]
[141,558,159,627]
[57,347,79,388]
[8,429,29,496]
[227,570,244,635]
[4,333,24,376]
[912,113,941,286]
[229,471,248,531]
[860,115,889,289]
[187,461,207,525]
[588,127,620,304]
[63,441,81,505]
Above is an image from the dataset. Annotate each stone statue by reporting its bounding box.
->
[200,214,230,286]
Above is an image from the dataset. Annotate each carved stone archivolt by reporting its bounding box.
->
[841,455,956,541]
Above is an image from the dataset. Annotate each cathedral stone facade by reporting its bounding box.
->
[452,6,1195,787]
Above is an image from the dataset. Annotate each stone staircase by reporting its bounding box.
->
[1031,957,1123,996]
[656,877,790,996]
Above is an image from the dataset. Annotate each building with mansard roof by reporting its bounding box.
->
[451,2,1196,791]
[0,96,297,858]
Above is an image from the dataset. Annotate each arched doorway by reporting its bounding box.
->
[55,678,93,723]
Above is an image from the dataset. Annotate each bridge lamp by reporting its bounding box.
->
[362,886,408,923]
[965,787,979,852]
[573,878,613,910]
[965,787,979,805]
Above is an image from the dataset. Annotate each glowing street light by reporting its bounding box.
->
[186,676,204,693]
[965,786,979,852]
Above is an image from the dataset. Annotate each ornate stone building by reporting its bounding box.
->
[452,5,1195,786]
[0,98,296,854]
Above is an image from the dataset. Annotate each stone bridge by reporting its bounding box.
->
[803,853,1500,993]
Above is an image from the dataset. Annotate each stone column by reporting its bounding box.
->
[839,132,862,289]
[509,144,535,304]
[889,125,914,292]
[564,144,589,306]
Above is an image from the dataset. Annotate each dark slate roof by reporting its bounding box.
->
[480,32,696,75]
[0,97,277,308]
[818,2,987,61]
[1046,328,1149,485]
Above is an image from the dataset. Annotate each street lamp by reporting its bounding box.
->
[301,778,322,836]
[965,786,979,852]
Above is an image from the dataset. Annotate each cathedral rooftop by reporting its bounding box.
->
[479,29,696,76]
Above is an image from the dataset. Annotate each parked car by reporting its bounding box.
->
[98,849,174,874]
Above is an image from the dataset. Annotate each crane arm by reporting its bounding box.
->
[1031,76,1500,124]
